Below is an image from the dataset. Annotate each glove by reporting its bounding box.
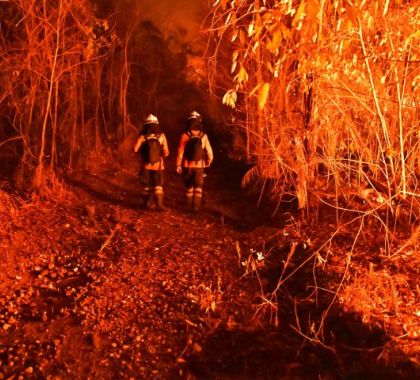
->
[176,165,182,174]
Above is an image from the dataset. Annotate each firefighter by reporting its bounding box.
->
[176,111,213,212]
[134,114,169,211]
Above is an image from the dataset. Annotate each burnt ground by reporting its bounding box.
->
[0,156,419,379]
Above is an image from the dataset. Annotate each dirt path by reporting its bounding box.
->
[0,163,283,379]
[0,163,418,379]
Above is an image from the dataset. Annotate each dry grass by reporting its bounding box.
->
[0,0,118,189]
[206,3,420,357]
[0,189,22,285]
[0,189,19,217]
[342,268,417,333]
[341,255,420,364]
[207,0,419,218]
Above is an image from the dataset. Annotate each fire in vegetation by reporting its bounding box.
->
[0,0,419,378]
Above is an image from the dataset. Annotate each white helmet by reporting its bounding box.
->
[144,114,159,125]
[188,111,201,120]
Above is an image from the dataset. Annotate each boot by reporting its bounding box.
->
[192,193,202,213]
[155,193,166,212]
[146,193,154,210]
[186,191,193,209]
[142,194,153,209]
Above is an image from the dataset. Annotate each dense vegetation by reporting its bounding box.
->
[208,0,419,213]
[0,0,209,188]
[0,0,418,376]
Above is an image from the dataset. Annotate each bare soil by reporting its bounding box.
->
[0,159,418,379]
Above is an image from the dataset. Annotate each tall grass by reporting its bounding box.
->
[207,0,419,219]
[0,0,121,189]
[206,0,420,362]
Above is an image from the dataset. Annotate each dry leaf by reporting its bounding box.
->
[222,89,237,109]
[258,83,270,110]
[193,342,202,353]
[236,66,249,84]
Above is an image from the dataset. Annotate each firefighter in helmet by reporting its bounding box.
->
[134,114,169,211]
[176,111,213,212]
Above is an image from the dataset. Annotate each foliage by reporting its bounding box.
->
[207,0,419,214]
[207,0,420,361]
[0,0,119,188]
[0,0,214,190]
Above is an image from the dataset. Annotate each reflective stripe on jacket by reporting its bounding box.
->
[176,131,213,168]
[134,133,169,170]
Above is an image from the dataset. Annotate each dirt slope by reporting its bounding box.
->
[0,162,418,379]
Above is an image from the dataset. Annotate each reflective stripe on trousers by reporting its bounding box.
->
[186,188,194,198]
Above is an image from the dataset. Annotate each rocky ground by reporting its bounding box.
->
[0,160,418,379]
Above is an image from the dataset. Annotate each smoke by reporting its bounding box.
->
[103,0,220,131]
[118,0,209,43]
[136,0,208,41]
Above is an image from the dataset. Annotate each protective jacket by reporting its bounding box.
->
[176,131,213,169]
[134,133,169,170]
